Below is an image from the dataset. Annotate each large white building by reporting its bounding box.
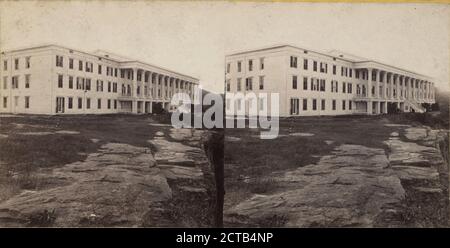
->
[0,44,198,115]
[225,45,436,117]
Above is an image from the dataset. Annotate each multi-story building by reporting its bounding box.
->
[225,45,436,117]
[0,44,198,115]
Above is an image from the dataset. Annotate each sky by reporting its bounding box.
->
[0,1,449,93]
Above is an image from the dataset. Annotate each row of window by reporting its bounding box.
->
[61,96,118,110]
[290,56,357,79]
[3,57,31,71]
[226,58,265,74]
[2,96,30,109]
[54,55,194,86]
[290,98,353,115]
[57,75,119,93]
[2,75,31,89]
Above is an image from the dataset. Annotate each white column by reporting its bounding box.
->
[389,73,393,99]
[395,75,399,100]
[405,77,410,100]
[375,70,380,98]
[382,71,387,98]
[368,68,373,98]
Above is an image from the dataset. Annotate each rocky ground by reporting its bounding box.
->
[0,115,215,227]
[224,116,449,227]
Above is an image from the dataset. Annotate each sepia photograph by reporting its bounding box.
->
[0,0,449,237]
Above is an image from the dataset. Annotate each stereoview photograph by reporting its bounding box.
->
[0,0,448,228]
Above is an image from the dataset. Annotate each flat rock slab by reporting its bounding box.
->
[169,128,204,142]
[225,136,241,142]
[225,144,405,227]
[55,130,80,135]
[289,132,315,137]
[0,142,172,227]
[18,132,53,136]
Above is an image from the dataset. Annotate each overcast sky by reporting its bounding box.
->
[1,1,448,93]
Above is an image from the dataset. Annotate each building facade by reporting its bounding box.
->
[0,44,198,115]
[225,45,436,117]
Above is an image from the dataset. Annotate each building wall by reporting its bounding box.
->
[0,48,53,114]
[0,45,198,115]
[50,46,122,115]
[225,45,437,117]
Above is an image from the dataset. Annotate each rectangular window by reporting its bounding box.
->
[312,99,317,110]
[26,57,31,68]
[25,75,30,88]
[321,99,325,110]
[114,100,117,109]
[303,99,307,111]
[259,76,264,90]
[25,96,30,109]
[237,61,242,72]
[260,58,264,70]
[3,60,7,71]
[290,98,299,115]
[349,101,352,110]
[292,75,297,89]
[226,80,230,92]
[68,97,73,109]
[76,77,82,90]
[349,69,353,78]
[108,81,111,92]
[97,99,102,109]
[245,77,252,91]
[347,83,352,94]
[333,65,336,75]
[56,56,63,67]
[248,60,253,71]
[86,98,91,109]
[313,61,317,72]
[85,78,91,91]
[78,97,82,109]
[69,76,73,89]
[108,99,111,109]
[3,97,7,108]
[226,63,230,73]
[14,58,19,70]
[79,60,83,71]
[332,100,336,110]
[303,59,308,70]
[58,74,63,88]
[3,76,7,89]
[303,77,308,90]
[12,76,19,89]
[290,56,297,68]
[14,96,18,107]
[343,82,346,93]
[320,79,325,92]
[69,58,73,69]
[98,64,102,74]
[342,100,346,110]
